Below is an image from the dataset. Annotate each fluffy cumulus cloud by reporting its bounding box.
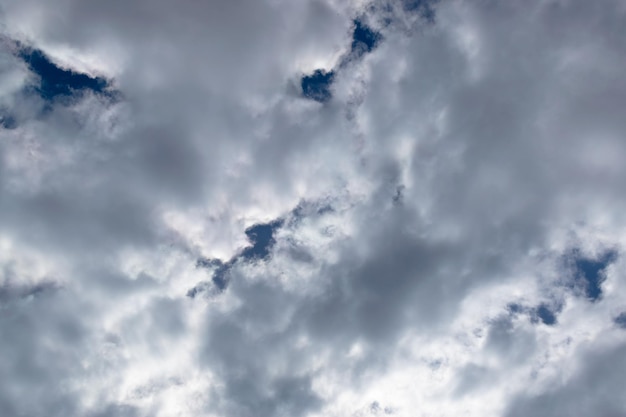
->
[1,0,626,416]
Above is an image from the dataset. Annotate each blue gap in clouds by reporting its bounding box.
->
[572,249,618,302]
[301,69,335,103]
[241,219,284,261]
[18,47,108,101]
[196,258,233,291]
[351,19,381,57]
[300,19,382,103]
[188,219,284,298]
[508,302,559,326]
[534,304,557,326]
[189,258,234,296]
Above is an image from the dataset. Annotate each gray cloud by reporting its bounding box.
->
[506,342,626,417]
[1,0,626,416]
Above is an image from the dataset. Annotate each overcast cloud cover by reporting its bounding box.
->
[1,0,626,416]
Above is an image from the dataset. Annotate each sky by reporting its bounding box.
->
[1,0,626,416]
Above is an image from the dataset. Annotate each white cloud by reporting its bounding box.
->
[1,0,626,416]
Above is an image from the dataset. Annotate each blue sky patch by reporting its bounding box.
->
[195,258,233,291]
[300,19,382,103]
[507,302,560,326]
[534,304,557,326]
[572,249,617,302]
[241,219,284,261]
[301,69,335,103]
[615,312,626,329]
[351,20,381,57]
[189,219,284,297]
[18,47,109,101]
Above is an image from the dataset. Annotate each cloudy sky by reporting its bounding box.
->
[1,0,626,416]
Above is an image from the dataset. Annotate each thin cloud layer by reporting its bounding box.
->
[1,0,626,416]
